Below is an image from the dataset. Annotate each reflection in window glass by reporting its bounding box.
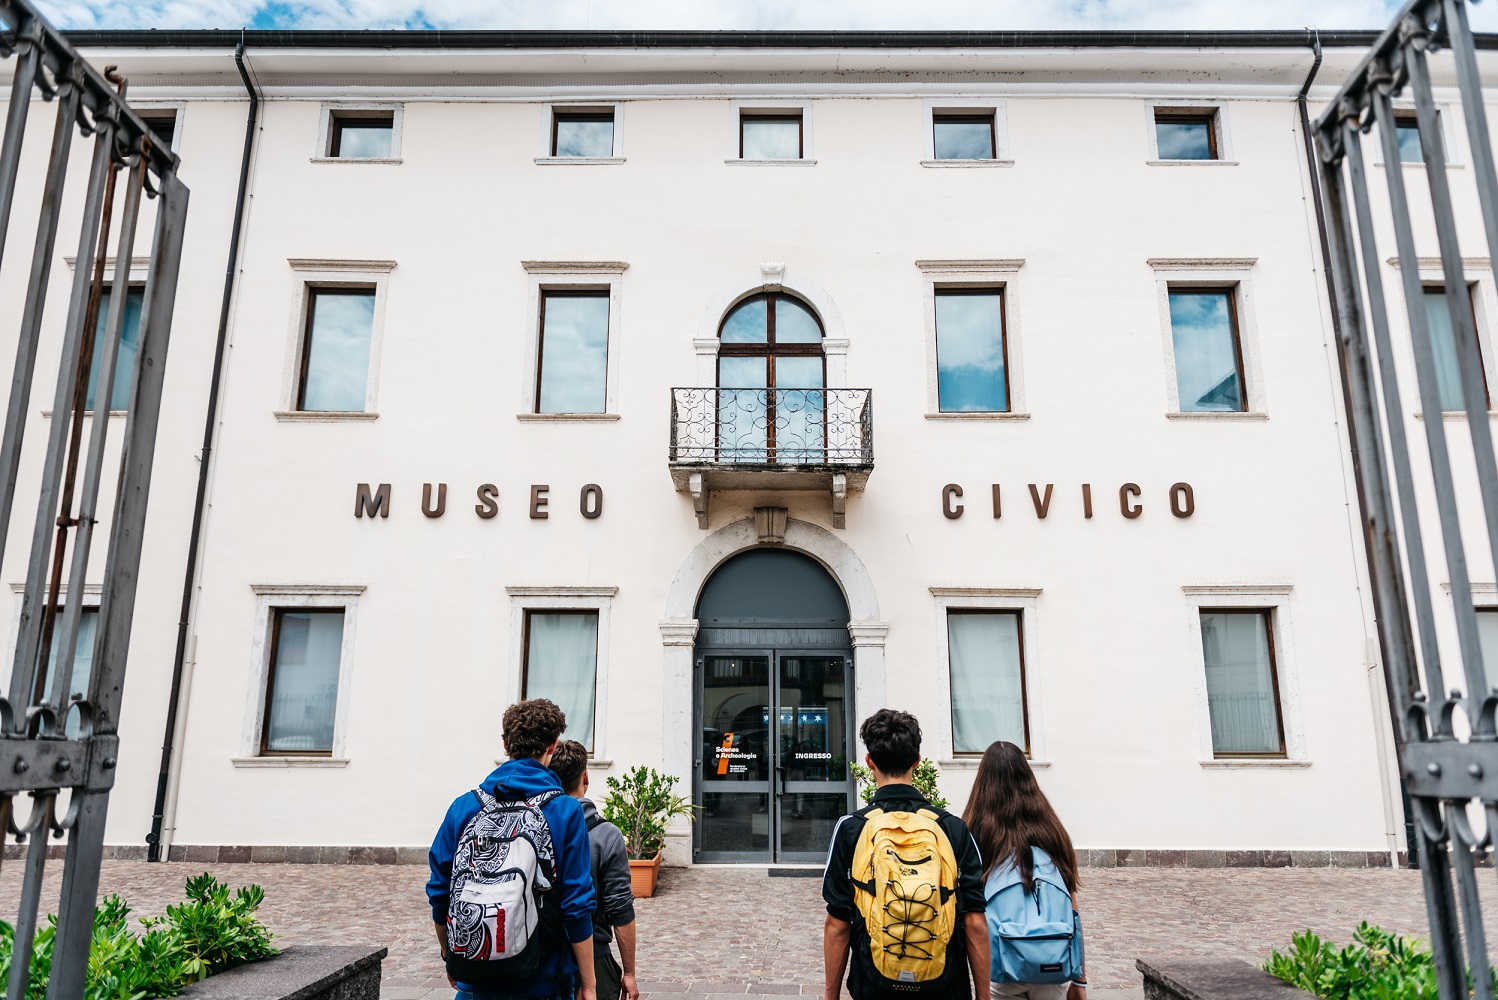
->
[1477,609,1498,695]
[140,114,176,150]
[524,611,599,752]
[1155,115,1216,160]
[948,612,1025,753]
[538,292,610,414]
[933,115,995,160]
[87,287,143,411]
[935,290,1007,412]
[1169,290,1244,412]
[554,114,614,157]
[1200,610,1282,755]
[776,298,822,344]
[721,297,768,344]
[1424,287,1485,412]
[41,607,97,738]
[1396,120,1424,163]
[741,116,801,159]
[299,289,375,412]
[331,116,394,158]
[264,609,343,753]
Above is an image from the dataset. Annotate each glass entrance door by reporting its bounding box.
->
[696,651,853,863]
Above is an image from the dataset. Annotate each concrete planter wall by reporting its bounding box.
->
[1137,958,1317,1000]
[176,946,387,1000]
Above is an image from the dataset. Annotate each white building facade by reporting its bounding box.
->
[7,28,1486,866]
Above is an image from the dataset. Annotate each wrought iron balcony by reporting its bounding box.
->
[669,387,874,528]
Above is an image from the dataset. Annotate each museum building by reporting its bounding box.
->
[4,27,1494,866]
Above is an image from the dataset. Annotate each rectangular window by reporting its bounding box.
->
[86,286,143,411]
[536,291,610,414]
[523,611,599,751]
[262,608,345,755]
[1154,110,1218,161]
[552,111,615,158]
[1199,610,1285,756]
[1423,286,1487,412]
[947,611,1027,754]
[935,288,1008,413]
[933,113,996,160]
[297,288,376,412]
[41,607,97,738]
[1394,112,1425,164]
[740,113,802,160]
[138,111,177,150]
[1478,609,1498,695]
[329,111,395,159]
[1168,288,1246,412]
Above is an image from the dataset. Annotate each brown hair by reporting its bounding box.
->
[859,709,922,776]
[962,740,1080,894]
[549,739,588,793]
[502,699,567,760]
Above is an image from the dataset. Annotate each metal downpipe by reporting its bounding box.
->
[145,40,258,862]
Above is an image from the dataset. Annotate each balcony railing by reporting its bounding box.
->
[669,387,874,467]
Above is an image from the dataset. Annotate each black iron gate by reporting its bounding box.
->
[0,1,188,998]
[1317,1,1498,995]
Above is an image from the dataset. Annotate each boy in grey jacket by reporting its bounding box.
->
[551,740,639,1000]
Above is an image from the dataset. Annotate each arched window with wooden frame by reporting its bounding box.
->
[716,292,826,463]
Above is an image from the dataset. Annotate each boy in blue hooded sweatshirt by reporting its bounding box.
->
[428,699,597,1000]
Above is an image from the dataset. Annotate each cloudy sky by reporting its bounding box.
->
[35,0,1498,33]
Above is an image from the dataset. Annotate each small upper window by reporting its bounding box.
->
[1154,109,1218,161]
[933,112,996,161]
[552,111,615,158]
[329,110,395,159]
[741,113,803,160]
[1391,111,1440,164]
[137,111,177,150]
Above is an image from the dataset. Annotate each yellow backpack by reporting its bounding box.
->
[851,806,959,989]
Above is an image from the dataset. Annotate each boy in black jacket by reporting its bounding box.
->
[822,710,990,1000]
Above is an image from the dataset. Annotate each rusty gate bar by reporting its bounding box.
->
[1315,1,1498,995]
[0,1,188,998]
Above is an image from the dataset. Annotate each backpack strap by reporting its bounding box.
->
[585,812,605,832]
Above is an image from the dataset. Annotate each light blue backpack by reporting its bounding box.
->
[985,847,1085,985]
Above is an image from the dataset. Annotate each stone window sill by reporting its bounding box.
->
[309,157,402,165]
[1146,159,1240,167]
[1414,411,1496,420]
[939,757,1049,769]
[41,410,126,418]
[232,756,350,768]
[1199,758,1310,769]
[1377,161,1464,169]
[725,158,817,167]
[1166,411,1268,421]
[534,157,625,165]
[274,411,379,422]
[925,411,1030,421]
[516,413,621,422]
[920,159,1015,168]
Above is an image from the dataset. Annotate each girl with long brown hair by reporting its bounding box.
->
[962,741,1087,1000]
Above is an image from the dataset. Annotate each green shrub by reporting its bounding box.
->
[0,874,277,1000]
[601,766,697,860]
[850,758,948,809]
[1265,922,1494,999]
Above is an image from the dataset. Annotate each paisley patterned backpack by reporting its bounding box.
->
[444,788,562,987]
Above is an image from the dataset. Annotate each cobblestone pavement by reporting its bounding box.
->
[4,861,1495,999]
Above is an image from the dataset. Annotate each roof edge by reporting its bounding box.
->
[56,28,1407,50]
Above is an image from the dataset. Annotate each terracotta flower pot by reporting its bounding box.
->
[628,851,662,898]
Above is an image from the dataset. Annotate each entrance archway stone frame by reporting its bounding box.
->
[693,263,850,387]
[658,516,887,865]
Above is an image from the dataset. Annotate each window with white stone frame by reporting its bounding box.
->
[277,259,395,422]
[930,587,1046,768]
[519,263,626,421]
[1150,259,1266,419]
[236,585,363,767]
[1183,585,1307,767]
[918,260,1028,420]
[506,587,616,762]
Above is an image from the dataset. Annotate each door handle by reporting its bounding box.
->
[776,763,787,796]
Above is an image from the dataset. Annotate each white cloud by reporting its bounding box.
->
[36,0,1498,32]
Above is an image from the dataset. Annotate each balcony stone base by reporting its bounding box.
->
[670,464,872,528]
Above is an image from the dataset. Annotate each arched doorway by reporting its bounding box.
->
[694,548,856,863]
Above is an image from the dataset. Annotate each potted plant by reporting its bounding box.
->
[601,765,697,898]
[849,757,948,808]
